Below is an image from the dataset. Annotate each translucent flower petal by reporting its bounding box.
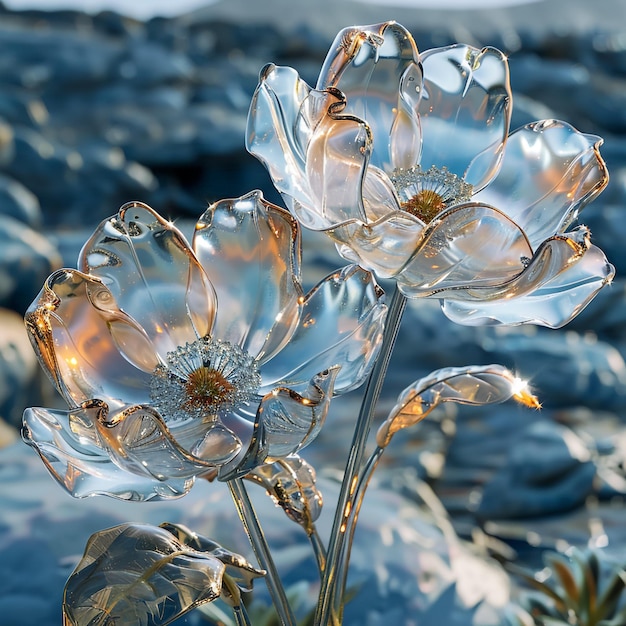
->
[25,269,151,409]
[259,265,386,393]
[246,64,317,218]
[93,402,241,477]
[219,368,339,481]
[304,88,371,226]
[22,405,193,501]
[396,203,533,296]
[63,523,226,626]
[316,21,423,171]
[441,230,615,327]
[419,44,512,190]
[473,120,609,247]
[79,201,217,366]
[193,191,302,363]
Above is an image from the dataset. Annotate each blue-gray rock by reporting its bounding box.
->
[477,422,597,519]
[0,215,60,313]
[0,172,41,228]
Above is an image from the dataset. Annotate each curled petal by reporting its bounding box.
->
[93,402,241,478]
[246,64,317,220]
[63,523,227,626]
[79,201,217,365]
[304,88,371,226]
[396,203,533,297]
[474,120,609,247]
[25,269,151,409]
[244,456,323,530]
[219,368,339,481]
[419,44,512,190]
[316,21,423,171]
[376,364,539,448]
[259,265,386,393]
[441,230,615,327]
[194,190,302,363]
[22,405,193,501]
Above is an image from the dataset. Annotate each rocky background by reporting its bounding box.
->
[2,1,626,624]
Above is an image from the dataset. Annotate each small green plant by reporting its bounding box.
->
[511,547,626,626]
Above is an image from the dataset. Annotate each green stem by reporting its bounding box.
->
[314,286,407,626]
[228,478,296,626]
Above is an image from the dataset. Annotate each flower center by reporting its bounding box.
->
[150,337,260,422]
[390,165,473,224]
[183,367,235,412]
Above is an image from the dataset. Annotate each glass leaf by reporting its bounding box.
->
[377,364,539,447]
[22,405,194,501]
[244,455,323,528]
[440,230,615,327]
[79,201,217,364]
[474,120,609,248]
[418,44,512,190]
[24,268,152,409]
[259,264,386,394]
[63,523,228,626]
[219,368,338,480]
[159,522,265,593]
[315,21,423,172]
[396,203,532,296]
[193,190,302,364]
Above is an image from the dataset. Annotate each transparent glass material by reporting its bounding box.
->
[376,364,539,448]
[245,456,323,528]
[247,21,613,328]
[63,523,264,626]
[23,192,386,501]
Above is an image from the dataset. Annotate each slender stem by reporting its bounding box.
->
[314,286,407,626]
[228,478,296,626]
[233,604,253,626]
[333,446,385,612]
[308,526,327,575]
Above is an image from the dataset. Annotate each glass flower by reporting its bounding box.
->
[22,191,386,501]
[246,21,614,327]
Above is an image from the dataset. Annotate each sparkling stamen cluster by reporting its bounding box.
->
[390,165,474,223]
[150,337,261,422]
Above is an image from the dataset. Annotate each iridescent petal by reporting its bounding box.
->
[316,21,423,171]
[79,201,217,366]
[419,44,512,190]
[396,203,533,297]
[22,405,193,501]
[259,265,386,393]
[304,88,371,226]
[193,191,302,363]
[440,229,615,327]
[246,63,315,217]
[25,269,151,409]
[473,120,609,247]
[219,368,339,481]
[93,402,241,477]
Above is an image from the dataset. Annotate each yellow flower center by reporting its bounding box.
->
[183,366,235,412]
[401,189,447,224]
[390,165,473,223]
